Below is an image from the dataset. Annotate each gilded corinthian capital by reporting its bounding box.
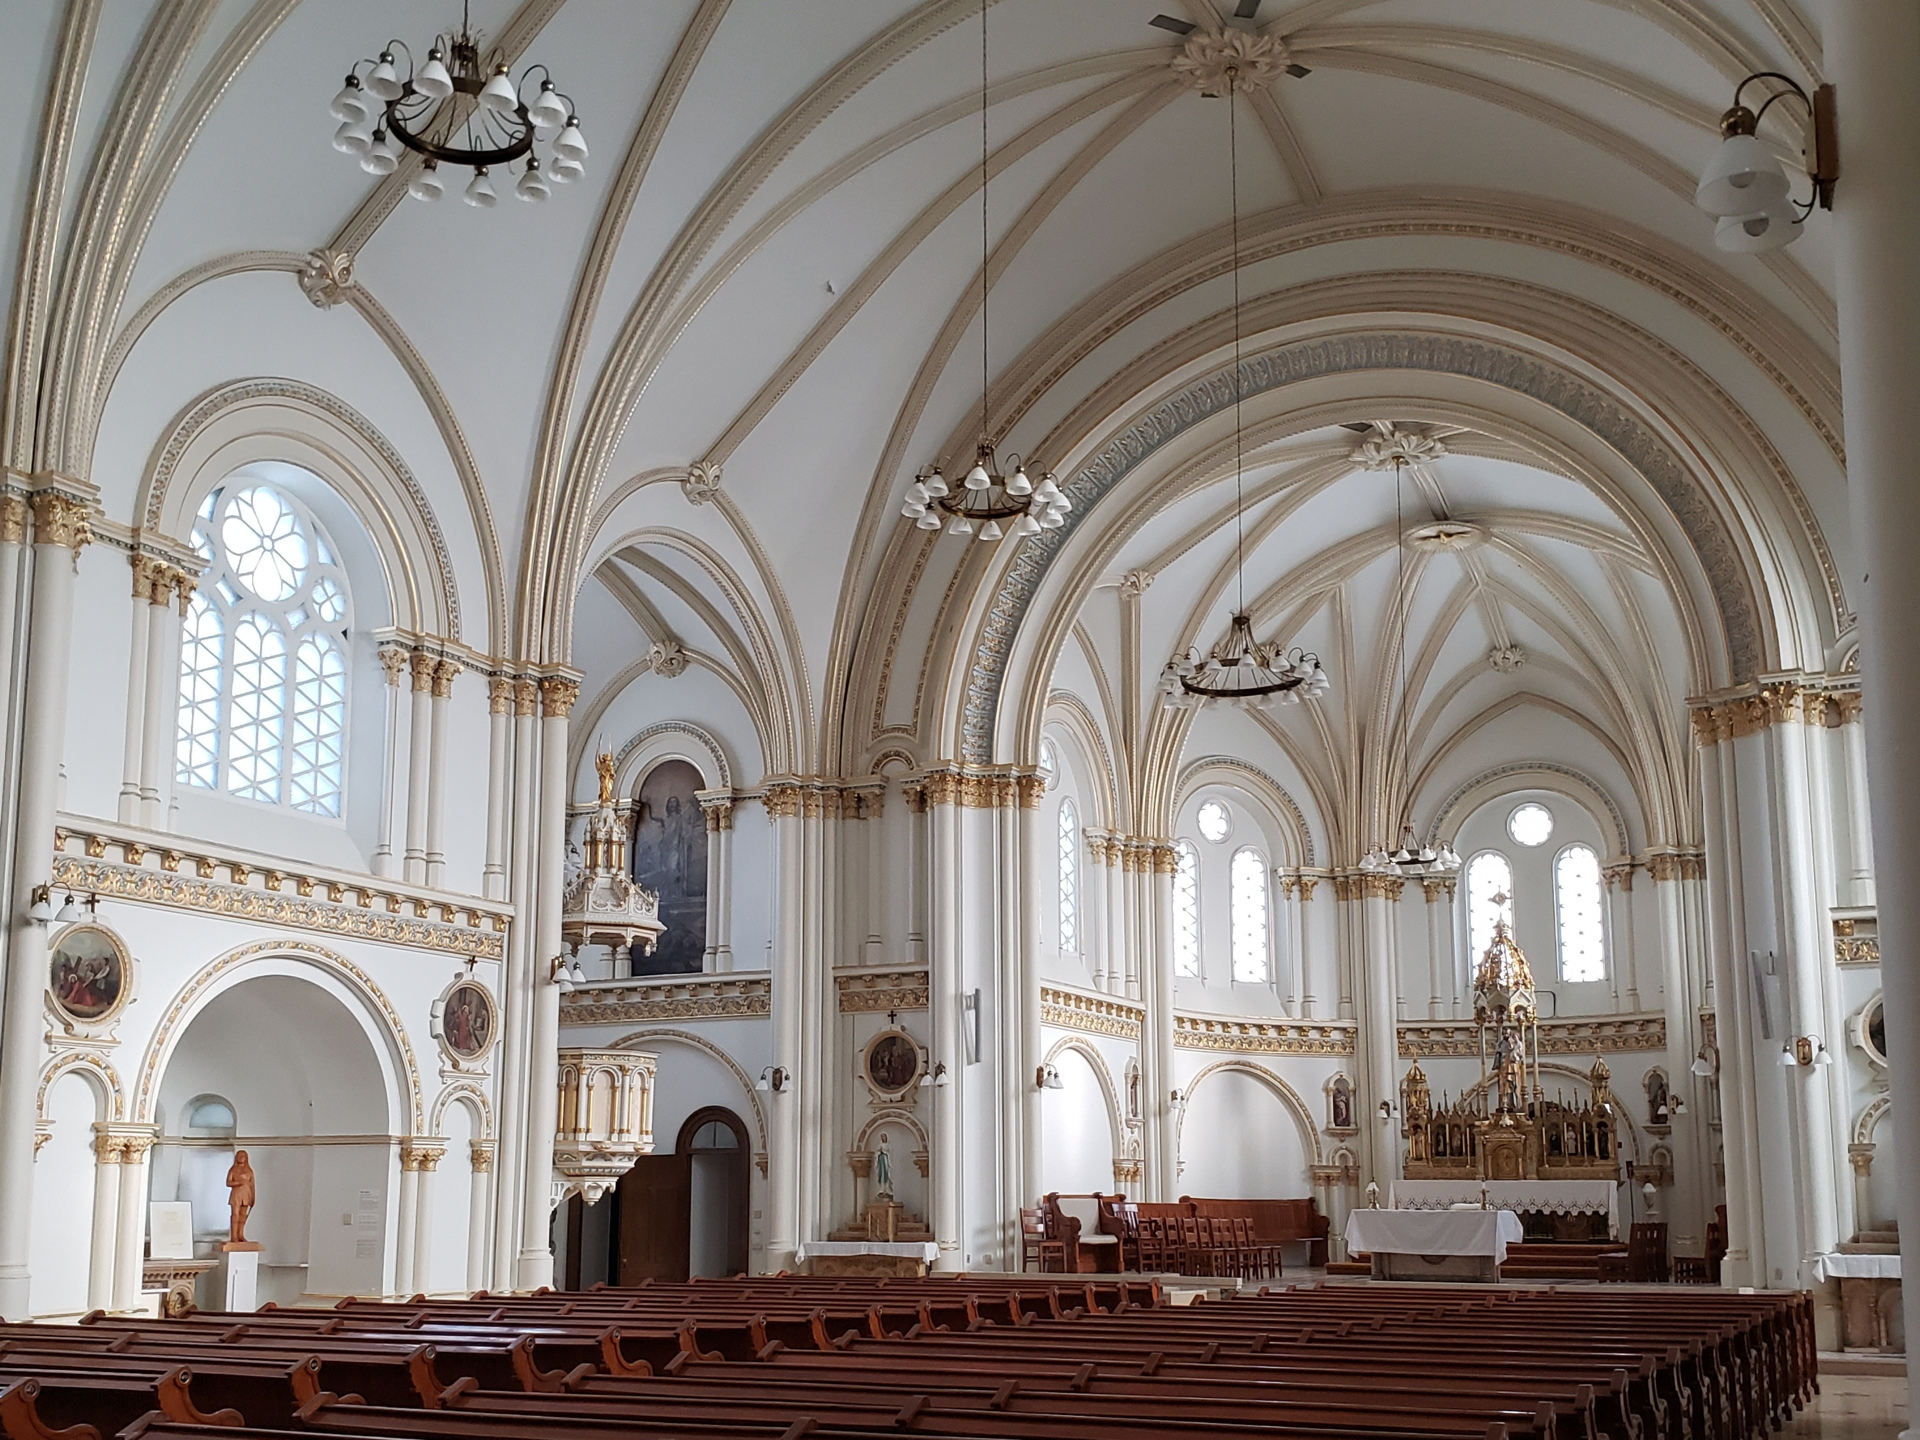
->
[539,677,580,719]
[30,492,90,551]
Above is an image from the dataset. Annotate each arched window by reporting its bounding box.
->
[1173,840,1200,978]
[1554,844,1607,982]
[1230,847,1270,984]
[1466,851,1514,963]
[177,482,353,815]
[1058,799,1079,955]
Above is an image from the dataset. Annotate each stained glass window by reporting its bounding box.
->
[1467,851,1514,962]
[178,481,353,814]
[1058,799,1079,955]
[1173,840,1200,977]
[1555,844,1607,982]
[1230,846,1269,983]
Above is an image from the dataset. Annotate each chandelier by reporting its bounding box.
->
[1360,455,1459,878]
[1156,62,1327,711]
[899,1,1067,544]
[329,5,586,206]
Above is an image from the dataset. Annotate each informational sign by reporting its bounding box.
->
[149,1202,193,1260]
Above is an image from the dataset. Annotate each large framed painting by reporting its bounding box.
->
[48,925,129,1024]
[631,759,708,976]
[862,1029,923,1098]
[438,979,497,1063]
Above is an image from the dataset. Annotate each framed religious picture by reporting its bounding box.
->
[1854,992,1888,1069]
[48,924,129,1024]
[862,1029,923,1097]
[437,980,497,1064]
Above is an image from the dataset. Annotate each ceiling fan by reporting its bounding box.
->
[1149,1,1312,76]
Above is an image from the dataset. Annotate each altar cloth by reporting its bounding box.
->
[1391,1179,1619,1238]
[1812,1252,1902,1281]
[795,1241,939,1261]
[1346,1208,1525,1263]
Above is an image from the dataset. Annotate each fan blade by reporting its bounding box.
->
[1234,0,1261,16]
[1339,422,1375,433]
[1148,13,1196,34]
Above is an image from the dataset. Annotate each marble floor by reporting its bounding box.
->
[1786,1374,1908,1439]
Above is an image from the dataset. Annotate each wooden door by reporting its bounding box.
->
[617,1154,692,1284]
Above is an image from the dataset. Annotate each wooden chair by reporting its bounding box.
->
[1019,1207,1066,1273]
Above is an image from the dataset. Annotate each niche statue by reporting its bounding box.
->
[225,1150,257,1246]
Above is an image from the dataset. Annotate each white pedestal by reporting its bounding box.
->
[221,1247,259,1312]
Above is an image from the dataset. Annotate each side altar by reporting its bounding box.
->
[1398,902,1619,1231]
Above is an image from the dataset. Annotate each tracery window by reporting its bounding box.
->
[177,483,353,816]
[1554,843,1607,982]
[1173,840,1201,978]
[1230,846,1270,983]
[1467,851,1514,963]
[1058,799,1079,955]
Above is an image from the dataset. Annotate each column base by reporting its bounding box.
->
[515,1249,554,1292]
[0,1268,27,1322]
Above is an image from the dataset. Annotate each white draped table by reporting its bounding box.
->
[1344,1208,1525,1282]
[1390,1179,1619,1239]
[795,1240,938,1276]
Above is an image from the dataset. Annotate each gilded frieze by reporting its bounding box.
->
[837,970,929,1013]
[1041,985,1144,1040]
[560,975,771,1025]
[1398,1014,1666,1057]
[1174,1015,1355,1056]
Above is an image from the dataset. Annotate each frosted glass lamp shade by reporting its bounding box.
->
[1695,132,1790,216]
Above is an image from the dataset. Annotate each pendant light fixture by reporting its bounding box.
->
[1361,456,1460,877]
[1159,63,1328,711]
[900,0,1067,542]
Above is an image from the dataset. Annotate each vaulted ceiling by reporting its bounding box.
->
[4,0,1849,791]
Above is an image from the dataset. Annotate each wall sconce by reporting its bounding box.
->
[1378,1099,1395,1122]
[1695,72,1837,252]
[1689,1043,1719,1078]
[919,1061,950,1089]
[1670,1095,1688,1116]
[547,954,585,991]
[1169,1088,1183,1107]
[756,1066,790,1093]
[1779,1036,1835,1068]
[28,887,95,925]
[1036,1063,1063,1091]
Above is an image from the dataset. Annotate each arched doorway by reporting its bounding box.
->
[150,973,395,1306]
[682,1108,749,1278]
[608,1106,749,1283]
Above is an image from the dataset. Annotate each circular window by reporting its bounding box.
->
[222,487,309,602]
[1196,800,1232,844]
[1038,740,1059,790]
[1507,803,1554,847]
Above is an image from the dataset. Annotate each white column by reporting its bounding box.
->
[1422,879,1454,1020]
[492,677,538,1286]
[1357,876,1402,1186]
[1084,833,1109,992]
[1148,842,1179,1200]
[1298,877,1320,1018]
[403,650,435,884]
[117,558,154,823]
[137,570,182,830]
[698,792,735,972]
[903,783,928,967]
[1017,782,1044,1229]
[410,1143,441,1294]
[482,678,512,900]
[112,1130,155,1311]
[516,676,575,1292]
[0,491,89,1320]
[424,660,456,888]
[926,782,961,1266]
[1838,695,1876,906]
[467,1141,495,1293]
[1106,838,1127,997]
[87,1129,122,1312]
[1829,0,1920,1364]
[373,646,408,878]
[394,1153,419,1297]
[1606,864,1640,1011]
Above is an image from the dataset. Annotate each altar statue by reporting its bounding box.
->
[873,1132,893,1199]
[226,1149,256,1245]
[596,750,618,807]
[1493,1027,1524,1113]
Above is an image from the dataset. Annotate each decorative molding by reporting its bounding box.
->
[1041,985,1143,1040]
[1174,1014,1355,1056]
[682,460,722,505]
[612,720,732,788]
[1398,1013,1667,1057]
[961,332,1766,763]
[53,828,506,961]
[837,970,929,1013]
[142,378,463,639]
[1175,756,1315,867]
[1170,27,1295,96]
[915,768,1046,810]
[297,248,355,308]
[645,638,689,678]
[560,975,771,1025]
[1642,851,1706,883]
[1426,760,1632,860]
[1835,914,1879,967]
[1690,677,1861,745]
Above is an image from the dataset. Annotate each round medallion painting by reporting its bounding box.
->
[48,926,126,1021]
[442,982,496,1061]
[864,1031,921,1094]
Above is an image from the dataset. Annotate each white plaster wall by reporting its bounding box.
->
[28,1073,97,1317]
[1039,1046,1115,1196]
[1177,1066,1313,1200]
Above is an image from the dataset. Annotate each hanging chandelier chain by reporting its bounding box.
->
[1229,65,1245,615]
[981,0,990,451]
